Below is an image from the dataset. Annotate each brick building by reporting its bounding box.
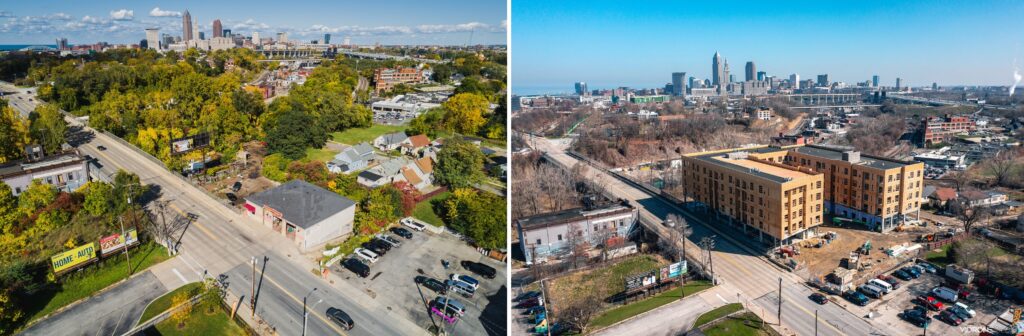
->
[373,67,424,93]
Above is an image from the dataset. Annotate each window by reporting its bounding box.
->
[15,187,21,194]
[67,173,74,180]
[557,234,563,241]
[46,177,53,184]
[536,239,542,245]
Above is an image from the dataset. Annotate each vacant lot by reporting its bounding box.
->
[546,254,669,316]
[792,223,927,282]
[332,124,408,144]
[412,191,451,227]
[589,279,713,329]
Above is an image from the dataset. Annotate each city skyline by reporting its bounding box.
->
[0,0,507,45]
[513,0,1024,94]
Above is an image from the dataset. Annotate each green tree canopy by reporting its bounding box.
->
[434,137,485,188]
[264,99,327,160]
[442,93,490,135]
[28,104,68,154]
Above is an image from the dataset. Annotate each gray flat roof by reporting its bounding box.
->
[691,147,796,184]
[516,203,633,231]
[793,145,911,170]
[246,180,355,229]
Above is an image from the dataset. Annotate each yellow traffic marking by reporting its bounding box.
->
[787,295,846,336]
[259,270,349,335]
[168,203,221,242]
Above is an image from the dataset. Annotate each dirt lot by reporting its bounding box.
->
[791,222,948,285]
[544,254,670,316]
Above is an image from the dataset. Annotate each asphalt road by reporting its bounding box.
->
[20,272,167,336]
[526,133,896,336]
[6,83,429,335]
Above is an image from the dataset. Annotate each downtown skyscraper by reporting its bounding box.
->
[182,10,193,41]
[712,51,726,87]
[213,19,222,38]
[672,72,686,96]
[745,61,756,82]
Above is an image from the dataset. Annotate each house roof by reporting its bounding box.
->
[932,187,958,202]
[402,167,423,186]
[377,132,409,146]
[352,142,375,156]
[922,185,937,199]
[959,190,989,201]
[358,170,384,182]
[408,134,430,148]
[372,157,410,176]
[415,157,433,174]
[246,180,355,229]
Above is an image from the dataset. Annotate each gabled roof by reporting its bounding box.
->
[932,187,958,202]
[922,185,937,199]
[402,167,423,186]
[415,157,433,174]
[408,134,430,148]
[352,142,375,156]
[377,132,409,146]
[246,180,355,229]
[358,170,384,182]
[959,190,989,201]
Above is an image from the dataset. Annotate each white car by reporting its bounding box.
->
[376,234,401,248]
[954,302,976,318]
[354,248,379,263]
[402,218,426,231]
[449,273,480,290]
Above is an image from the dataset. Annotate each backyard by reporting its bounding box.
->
[412,191,450,227]
[303,147,339,163]
[332,124,408,144]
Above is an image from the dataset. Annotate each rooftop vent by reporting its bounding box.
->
[842,151,861,164]
[726,151,749,160]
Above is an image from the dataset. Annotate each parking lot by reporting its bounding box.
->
[332,229,507,336]
[824,263,1007,335]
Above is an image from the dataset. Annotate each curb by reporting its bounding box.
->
[587,284,716,335]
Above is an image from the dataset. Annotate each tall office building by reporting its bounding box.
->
[745,61,756,82]
[212,19,222,38]
[223,29,231,37]
[757,71,766,81]
[198,31,205,40]
[182,10,193,41]
[277,32,288,43]
[895,78,902,91]
[252,32,260,45]
[790,74,800,89]
[145,28,160,50]
[712,51,726,86]
[192,19,200,40]
[872,75,879,88]
[574,82,588,96]
[689,76,696,89]
[324,34,331,44]
[56,37,68,50]
[729,74,736,83]
[817,74,830,87]
[671,72,686,96]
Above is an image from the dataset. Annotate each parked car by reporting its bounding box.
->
[341,258,370,278]
[354,248,379,263]
[402,218,426,231]
[514,291,542,302]
[932,287,959,303]
[843,290,869,306]
[859,284,885,299]
[953,302,976,318]
[326,307,354,330]
[918,262,937,273]
[523,305,546,316]
[376,234,401,248]
[446,279,476,298]
[390,227,413,239]
[877,275,902,289]
[893,269,913,281]
[810,293,829,305]
[450,274,480,290]
[901,267,921,279]
[515,298,542,309]
[433,297,466,316]
[232,181,242,192]
[414,276,447,295]
[368,239,392,252]
[225,192,238,205]
[461,260,496,279]
[938,309,963,326]
[900,308,932,328]
[362,242,387,256]
[917,295,944,311]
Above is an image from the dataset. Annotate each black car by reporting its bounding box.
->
[97,145,107,151]
[810,293,829,305]
[514,291,542,302]
[362,242,387,256]
[369,238,392,252]
[341,258,370,278]
[899,308,932,328]
[326,307,354,330]
[225,192,238,205]
[461,260,496,279]
[415,275,447,295]
[893,270,913,281]
[390,227,413,239]
[232,181,242,192]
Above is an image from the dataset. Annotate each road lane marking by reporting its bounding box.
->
[168,203,221,242]
[786,295,846,336]
[172,268,189,285]
[257,269,349,336]
[716,294,729,304]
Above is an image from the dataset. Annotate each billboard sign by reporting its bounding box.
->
[625,274,643,290]
[51,243,97,274]
[660,266,669,281]
[669,261,687,278]
[99,229,139,255]
[170,133,210,155]
[641,271,657,287]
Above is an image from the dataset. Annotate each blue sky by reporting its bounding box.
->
[512,0,1024,93]
[0,0,507,45]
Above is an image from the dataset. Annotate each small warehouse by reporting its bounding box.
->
[244,180,356,252]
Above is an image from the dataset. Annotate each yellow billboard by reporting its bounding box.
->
[51,243,97,274]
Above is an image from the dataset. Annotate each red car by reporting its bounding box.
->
[917,296,944,311]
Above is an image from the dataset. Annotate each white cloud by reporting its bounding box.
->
[0,11,13,18]
[81,16,105,24]
[231,18,270,31]
[49,13,71,21]
[501,20,507,30]
[110,9,133,21]
[149,7,181,17]
[416,22,488,34]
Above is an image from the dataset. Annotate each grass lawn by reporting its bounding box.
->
[25,241,172,323]
[412,191,450,227]
[589,280,714,329]
[549,254,667,307]
[702,312,773,336]
[925,244,954,267]
[303,147,339,163]
[152,300,247,336]
[332,124,407,144]
[139,282,205,323]
[693,303,743,327]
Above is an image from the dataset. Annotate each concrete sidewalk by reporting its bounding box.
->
[594,283,733,336]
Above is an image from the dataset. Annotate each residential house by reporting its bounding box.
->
[357,157,434,191]
[327,142,375,174]
[243,180,356,252]
[373,132,410,151]
[401,134,431,156]
[960,190,1008,208]
[0,147,89,196]
[927,187,958,209]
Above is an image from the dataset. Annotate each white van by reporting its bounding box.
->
[402,218,426,231]
[932,286,958,302]
[868,279,893,294]
[354,248,379,263]
[434,296,466,316]
[859,284,884,299]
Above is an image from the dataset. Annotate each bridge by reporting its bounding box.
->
[339,49,445,64]
[781,93,863,105]
[886,94,963,106]
[17,45,57,52]
[256,47,323,59]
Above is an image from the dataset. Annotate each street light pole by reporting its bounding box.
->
[302,288,317,336]
[250,256,256,318]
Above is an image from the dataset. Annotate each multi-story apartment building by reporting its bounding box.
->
[373,67,424,93]
[920,114,975,145]
[516,201,638,264]
[679,147,824,245]
[680,144,924,244]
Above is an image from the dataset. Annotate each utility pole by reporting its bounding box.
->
[302,288,317,336]
[120,216,131,275]
[777,277,783,326]
[815,309,818,336]
[250,256,256,318]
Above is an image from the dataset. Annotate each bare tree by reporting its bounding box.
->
[146,199,186,256]
[665,213,693,299]
[946,169,972,191]
[559,295,602,334]
[983,150,1021,188]
[950,200,990,236]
